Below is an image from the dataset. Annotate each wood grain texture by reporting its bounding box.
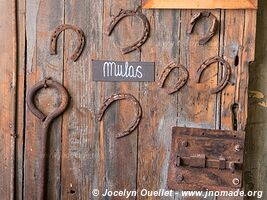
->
[178,9,220,129]
[138,7,179,200]
[177,9,220,200]
[143,0,258,9]
[100,0,141,199]
[61,0,103,199]
[219,10,245,131]
[15,0,26,199]
[0,0,17,199]
[24,0,64,199]
[7,0,259,199]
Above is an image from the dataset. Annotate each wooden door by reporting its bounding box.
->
[0,0,258,199]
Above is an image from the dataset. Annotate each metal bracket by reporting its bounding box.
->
[168,127,245,191]
[187,11,218,45]
[158,62,189,94]
[196,56,231,94]
[106,6,150,54]
[98,93,142,138]
[50,24,85,62]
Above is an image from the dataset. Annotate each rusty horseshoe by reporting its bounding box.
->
[26,78,70,200]
[50,24,85,61]
[187,11,218,45]
[196,56,231,94]
[158,62,189,95]
[98,93,142,138]
[106,6,150,54]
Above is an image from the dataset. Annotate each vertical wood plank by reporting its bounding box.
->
[61,0,103,199]
[219,10,245,131]
[138,7,179,200]
[216,10,245,200]
[0,0,17,199]
[24,0,64,199]
[178,9,220,129]
[16,0,26,199]
[237,10,257,131]
[100,0,141,199]
[178,9,220,200]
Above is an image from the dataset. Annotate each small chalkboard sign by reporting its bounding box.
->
[92,60,155,82]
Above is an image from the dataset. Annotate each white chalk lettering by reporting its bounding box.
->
[102,61,143,79]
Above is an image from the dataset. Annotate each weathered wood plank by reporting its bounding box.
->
[138,7,179,200]
[61,0,103,199]
[178,10,220,129]
[143,0,258,9]
[100,0,141,199]
[178,9,220,200]
[0,0,17,199]
[24,0,64,199]
[216,10,245,200]
[15,0,26,199]
[236,10,257,131]
[219,10,245,129]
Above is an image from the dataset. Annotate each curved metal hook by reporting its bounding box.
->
[26,78,70,127]
[106,6,150,54]
[187,11,218,45]
[158,62,189,95]
[98,93,142,138]
[50,24,85,62]
[196,56,231,94]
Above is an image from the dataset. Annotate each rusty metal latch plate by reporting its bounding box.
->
[167,127,245,191]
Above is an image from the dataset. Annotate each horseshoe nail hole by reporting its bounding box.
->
[35,88,61,116]
[234,55,239,66]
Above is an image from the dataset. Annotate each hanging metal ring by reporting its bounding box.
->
[196,56,231,94]
[26,78,70,126]
[98,93,142,138]
[50,24,85,62]
[158,62,189,95]
[187,11,218,45]
[106,6,150,54]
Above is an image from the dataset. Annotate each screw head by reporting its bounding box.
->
[182,141,188,147]
[177,175,184,182]
[232,178,240,186]
[235,145,242,152]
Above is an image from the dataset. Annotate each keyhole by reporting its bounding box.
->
[231,103,239,131]
[234,55,239,66]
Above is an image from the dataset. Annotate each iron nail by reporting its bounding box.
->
[232,178,240,186]
[235,145,242,152]
[177,175,184,182]
[182,140,188,147]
